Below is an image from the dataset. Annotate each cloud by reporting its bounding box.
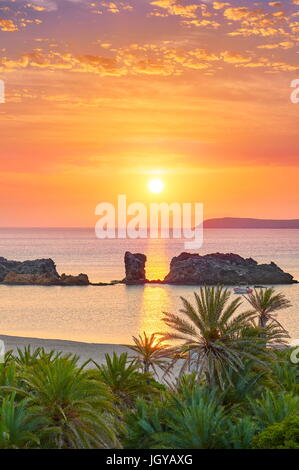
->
[268,2,282,7]
[257,40,295,49]
[213,2,230,10]
[0,0,86,12]
[2,37,298,78]
[0,19,18,31]
[150,0,200,19]
[221,51,251,64]
[183,18,220,28]
[97,2,133,14]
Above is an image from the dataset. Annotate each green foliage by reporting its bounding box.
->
[14,346,62,368]
[253,416,299,449]
[20,354,118,448]
[122,398,167,449]
[0,361,18,390]
[248,389,299,428]
[269,351,299,393]
[0,352,119,448]
[126,332,172,375]
[244,288,291,329]
[0,393,45,449]
[220,360,267,408]
[161,286,269,388]
[92,352,160,408]
[156,387,227,449]
[123,383,259,449]
[224,417,258,449]
[0,287,296,449]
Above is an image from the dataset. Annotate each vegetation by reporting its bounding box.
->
[126,332,172,375]
[244,287,291,329]
[160,286,284,388]
[253,416,299,449]
[0,286,297,449]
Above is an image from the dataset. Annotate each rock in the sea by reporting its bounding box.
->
[0,257,59,282]
[3,272,60,285]
[60,273,89,285]
[123,251,147,284]
[0,257,90,286]
[163,252,296,285]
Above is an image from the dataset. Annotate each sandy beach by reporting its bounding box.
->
[0,334,131,367]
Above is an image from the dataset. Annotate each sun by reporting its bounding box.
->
[148,178,165,194]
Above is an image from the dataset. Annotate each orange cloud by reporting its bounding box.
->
[0,19,18,31]
[213,2,230,10]
[151,0,200,18]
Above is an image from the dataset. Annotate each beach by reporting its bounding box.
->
[0,334,130,367]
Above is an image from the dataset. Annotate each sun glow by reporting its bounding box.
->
[148,178,165,194]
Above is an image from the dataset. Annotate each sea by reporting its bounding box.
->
[0,228,299,344]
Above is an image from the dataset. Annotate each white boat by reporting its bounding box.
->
[234,286,253,294]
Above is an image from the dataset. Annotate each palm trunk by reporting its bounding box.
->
[259,314,268,329]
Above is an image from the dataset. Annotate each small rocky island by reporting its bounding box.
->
[123,251,297,286]
[0,251,297,286]
[0,257,89,286]
[123,251,147,285]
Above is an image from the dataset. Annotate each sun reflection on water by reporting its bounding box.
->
[136,239,173,337]
[144,238,170,281]
[139,285,172,337]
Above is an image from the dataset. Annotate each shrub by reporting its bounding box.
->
[253,416,299,449]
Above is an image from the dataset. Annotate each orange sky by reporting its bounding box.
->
[0,0,299,226]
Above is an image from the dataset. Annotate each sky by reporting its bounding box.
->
[0,0,299,226]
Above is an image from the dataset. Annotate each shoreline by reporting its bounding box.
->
[0,334,131,366]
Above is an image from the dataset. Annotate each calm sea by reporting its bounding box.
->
[0,228,299,344]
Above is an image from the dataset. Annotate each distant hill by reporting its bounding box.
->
[203,218,299,229]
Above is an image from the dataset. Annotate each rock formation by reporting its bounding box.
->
[1,252,296,287]
[60,273,89,286]
[0,257,89,286]
[163,252,296,285]
[0,257,59,282]
[123,252,147,284]
[3,272,59,285]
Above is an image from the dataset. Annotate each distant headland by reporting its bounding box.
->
[203,218,299,229]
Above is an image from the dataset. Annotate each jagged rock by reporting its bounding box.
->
[60,273,89,285]
[0,257,90,286]
[0,257,59,282]
[3,272,59,285]
[163,252,297,285]
[123,252,147,284]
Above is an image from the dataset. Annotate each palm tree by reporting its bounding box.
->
[160,286,264,388]
[124,387,228,449]
[151,388,227,449]
[243,288,291,329]
[126,332,172,376]
[92,352,158,408]
[13,346,61,368]
[6,354,119,448]
[248,389,299,428]
[0,393,44,449]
